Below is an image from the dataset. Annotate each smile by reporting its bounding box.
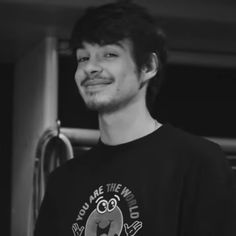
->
[83,79,113,92]
[96,221,112,236]
[82,78,113,87]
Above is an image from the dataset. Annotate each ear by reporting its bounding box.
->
[141,53,158,82]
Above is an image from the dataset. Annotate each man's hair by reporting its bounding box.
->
[70,1,167,114]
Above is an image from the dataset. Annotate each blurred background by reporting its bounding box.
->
[0,0,236,235]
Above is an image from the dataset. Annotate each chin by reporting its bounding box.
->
[85,98,120,113]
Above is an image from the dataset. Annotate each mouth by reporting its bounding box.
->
[82,77,113,86]
[96,221,112,236]
[82,79,113,92]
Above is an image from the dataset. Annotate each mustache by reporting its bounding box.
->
[81,76,114,86]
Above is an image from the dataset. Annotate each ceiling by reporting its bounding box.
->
[1,0,236,64]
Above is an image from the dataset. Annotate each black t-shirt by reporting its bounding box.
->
[34,124,236,236]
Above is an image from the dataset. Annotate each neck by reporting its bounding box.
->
[98,101,161,145]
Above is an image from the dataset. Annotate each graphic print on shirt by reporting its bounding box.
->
[72,183,143,236]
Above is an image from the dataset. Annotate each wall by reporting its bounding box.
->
[11,37,58,236]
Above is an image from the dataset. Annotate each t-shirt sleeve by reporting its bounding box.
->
[183,143,236,235]
[34,173,59,236]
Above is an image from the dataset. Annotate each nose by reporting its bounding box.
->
[84,57,103,77]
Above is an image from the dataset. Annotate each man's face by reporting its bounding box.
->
[74,39,145,113]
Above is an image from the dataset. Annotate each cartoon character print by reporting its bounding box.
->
[85,196,123,236]
[72,195,142,236]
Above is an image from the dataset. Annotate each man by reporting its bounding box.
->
[34,1,236,236]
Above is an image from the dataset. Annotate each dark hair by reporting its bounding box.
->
[70,1,167,113]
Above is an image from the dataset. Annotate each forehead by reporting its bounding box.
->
[76,39,133,53]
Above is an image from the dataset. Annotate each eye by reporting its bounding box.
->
[104,52,118,58]
[77,57,89,63]
[108,198,117,212]
[97,200,108,214]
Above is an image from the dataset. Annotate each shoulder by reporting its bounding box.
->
[48,147,97,183]
[162,124,222,153]
[159,124,226,167]
[163,125,235,184]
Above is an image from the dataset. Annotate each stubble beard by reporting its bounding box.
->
[80,74,142,114]
[83,93,121,114]
[83,88,141,115]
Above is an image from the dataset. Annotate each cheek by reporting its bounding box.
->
[118,66,139,89]
[120,59,138,79]
[114,64,132,84]
[74,70,83,87]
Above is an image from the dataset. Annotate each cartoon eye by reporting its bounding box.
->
[97,200,108,214]
[108,198,117,212]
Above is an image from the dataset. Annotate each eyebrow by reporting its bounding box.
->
[77,41,125,51]
[103,41,125,49]
[105,42,125,50]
